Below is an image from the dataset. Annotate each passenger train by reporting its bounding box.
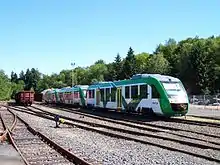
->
[42,74,189,117]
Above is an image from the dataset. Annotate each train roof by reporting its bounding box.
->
[75,85,89,90]
[87,74,181,89]
[58,87,71,92]
[131,74,180,82]
[57,85,89,93]
[50,88,60,94]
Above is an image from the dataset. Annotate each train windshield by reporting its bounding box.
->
[161,82,185,97]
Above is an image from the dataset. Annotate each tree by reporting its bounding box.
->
[88,63,107,83]
[2,35,220,96]
[188,39,216,94]
[11,71,18,83]
[95,59,105,65]
[147,53,170,74]
[122,47,137,79]
[59,70,72,86]
[36,75,51,92]
[22,68,41,91]
[75,67,90,85]
[115,53,123,80]
[11,80,25,99]
[19,70,25,81]
[0,70,12,100]
[155,38,178,75]
[31,68,41,91]
[104,62,115,81]
[135,52,150,73]
[24,69,32,90]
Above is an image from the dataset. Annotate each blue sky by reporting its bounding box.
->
[0,0,219,77]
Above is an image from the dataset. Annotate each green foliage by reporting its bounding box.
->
[104,53,123,81]
[0,70,12,100]
[122,47,137,79]
[11,71,18,83]
[23,68,41,91]
[11,80,25,99]
[147,53,170,74]
[104,63,115,81]
[135,52,150,73]
[113,53,123,80]
[188,39,216,94]
[1,35,220,96]
[88,62,108,83]
[155,38,178,75]
[75,67,89,85]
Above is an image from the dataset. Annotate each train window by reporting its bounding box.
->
[111,88,116,102]
[83,90,86,97]
[106,88,110,101]
[151,85,160,98]
[140,84,148,98]
[88,90,95,98]
[89,90,92,98]
[88,91,91,98]
[93,90,95,98]
[125,86,130,99]
[74,92,78,98]
[100,89,104,101]
[90,90,92,98]
[131,85,138,99]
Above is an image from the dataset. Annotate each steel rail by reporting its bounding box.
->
[10,105,220,164]
[7,107,93,165]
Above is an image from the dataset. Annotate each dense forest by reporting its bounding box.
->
[1,35,220,100]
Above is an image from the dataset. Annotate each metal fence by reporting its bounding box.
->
[189,95,220,106]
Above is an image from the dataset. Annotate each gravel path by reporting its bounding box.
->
[188,104,220,118]
[32,105,220,144]
[1,107,14,129]
[11,108,220,165]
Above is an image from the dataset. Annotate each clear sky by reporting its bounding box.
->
[0,0,219,77]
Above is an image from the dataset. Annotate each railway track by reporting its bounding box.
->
[9,105,220,164]
[20,105,220,141]
[0,106,14,142]
[41,103,220,128]
[0,107,4,133]
[1,107,92,165]
[34,104,220,139]
[185,114,220,121]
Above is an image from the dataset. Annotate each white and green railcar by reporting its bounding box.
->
[43,88,60,103]
[86,74,189,117]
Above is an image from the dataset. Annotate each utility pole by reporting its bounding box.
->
[75,67,77,85]
[71,62,75,87]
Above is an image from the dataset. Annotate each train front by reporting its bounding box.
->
[161,80,189,116]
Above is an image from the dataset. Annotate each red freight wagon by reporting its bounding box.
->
[15,91,35,106]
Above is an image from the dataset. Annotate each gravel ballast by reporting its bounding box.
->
[11,109,220,165]
[32,105,220,142]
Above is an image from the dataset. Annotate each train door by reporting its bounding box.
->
[117,87,122,109]
[150,85,162,114]
[96,89,101,106]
